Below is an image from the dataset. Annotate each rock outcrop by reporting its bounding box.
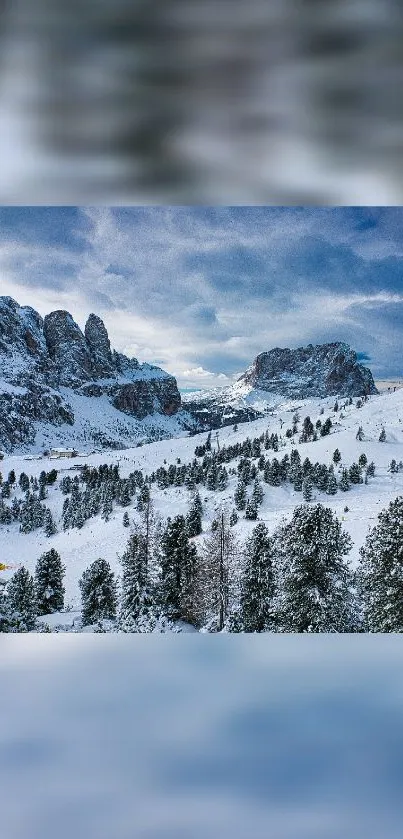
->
[44,310,93,387]
[183,342,378,429]
[0,296,184,452]
[84,313,115,378]
[240,343,377,398]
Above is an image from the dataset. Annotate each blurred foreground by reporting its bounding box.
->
[0,1,403,203]
[0,635,403,838]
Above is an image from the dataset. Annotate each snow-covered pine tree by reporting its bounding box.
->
[332,448,342,464]
[0,578,15,632]
[326,469,338,495]
[302,478,313,502]
[239,523,275,632]
[356,426,364,441]
[18,472,30,492]
[252,477,264,507]
[159,515,198,624]
[339,468,351,492]
[234,479,247,511]
[379,427,387,442]
[6,567,37,631]
[349,462,362,484]
[245,499,258,520]
[44,508,57,536]
[79,559,117,626]
[357,496,403,631]
[119,530,155,630]
[123,511,130,527]
[195,509,240,631]
[185,493,203,537]
[35,549,65,615]
[273,503,355,632]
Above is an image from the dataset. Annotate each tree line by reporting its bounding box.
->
[3,496,403,633]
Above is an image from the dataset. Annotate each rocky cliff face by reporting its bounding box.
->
[0,296,184,452]
[240,343,378,398]
[183,342,378,429]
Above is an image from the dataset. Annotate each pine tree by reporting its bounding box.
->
[302,478,313,502]
[119,531,155,630]
[159,515,198,623]
[357,497,403,631]
[234,479,247,511]
[320,417,332,436]
[339,468,351,492]
[379,427,387,442]
[44,508,57,536]
[366,461,376,478]
[332,448,342,464]
[7,567,37,631]
[194,511,240,631]
[388,459,399,474]
[229,509,238,526]
[35,549,65,615]
[273,504,355,632]
[245,499,258,520]
[252,477,264,507]
[239,524,275,632]
[349,462,362,484]
[123,511,130,527]
[18,472,30,492]
[186,494,203,537]
[79,559,117,626]
[326,469,338,495]
[356,426,364,441]
[0,578,15,632]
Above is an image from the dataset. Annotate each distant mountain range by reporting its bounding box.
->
[0,297,378,451]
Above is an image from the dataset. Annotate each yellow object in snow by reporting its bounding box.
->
[0,563,14,571]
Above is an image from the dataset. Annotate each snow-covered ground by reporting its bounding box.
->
[1,386,403,625]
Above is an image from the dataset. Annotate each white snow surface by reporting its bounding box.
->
[1,387,403,625]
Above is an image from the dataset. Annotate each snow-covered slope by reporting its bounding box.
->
[0,296,192,453]
[1,385,403,627]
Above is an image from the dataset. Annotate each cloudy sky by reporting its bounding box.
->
[0,206,402,389]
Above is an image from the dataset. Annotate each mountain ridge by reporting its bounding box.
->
[0,296,186,453]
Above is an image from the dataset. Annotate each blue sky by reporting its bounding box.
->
[0,206,402,388]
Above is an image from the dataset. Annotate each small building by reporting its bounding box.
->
[50,447,78,459]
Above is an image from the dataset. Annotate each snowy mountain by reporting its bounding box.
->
[183,342,377,428]
[0,297,192,453]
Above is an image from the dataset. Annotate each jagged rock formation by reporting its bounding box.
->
[183,342,378,429]
[240,343,378,399]
[84,313,115,378]
[0,296,185,452]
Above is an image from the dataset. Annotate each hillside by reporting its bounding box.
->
[1,384,403,630]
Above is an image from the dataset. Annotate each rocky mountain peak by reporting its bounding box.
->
[239,342,378,398]
[43,310,93,387]
[0,296,185,452]
[84,313,115,378]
